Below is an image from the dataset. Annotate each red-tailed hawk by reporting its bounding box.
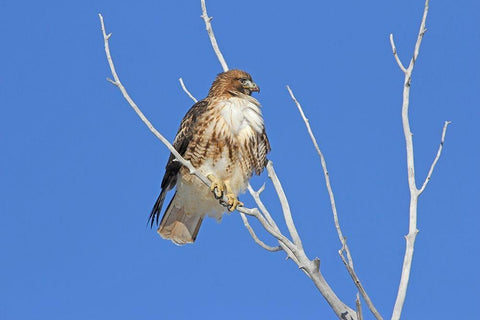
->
[148,69,270,245]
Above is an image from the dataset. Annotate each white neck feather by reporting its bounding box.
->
[218,96,264,135]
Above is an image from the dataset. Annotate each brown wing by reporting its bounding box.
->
[148,99,209,227]
[254,128,271,175]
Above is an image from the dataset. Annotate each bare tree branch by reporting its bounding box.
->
[418,121,451,195]
[266,161,304,250]
[339,246,381,320]
[286,85,352,265]
[238,197,298,260]
[389,34,407,74]
[391,3,428,319]
[247,183,280,232]
[389,1,450,319]
[98,14,210,187]
[242,202,358,318]
[200,0,228,72]
[178,78,198,103]
[239,212,282,252]
[287,85,382,320]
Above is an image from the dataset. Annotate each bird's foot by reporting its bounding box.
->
[226,193,243,212]
[207,174,225,199]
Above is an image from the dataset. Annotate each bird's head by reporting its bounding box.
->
[208,69,259,98]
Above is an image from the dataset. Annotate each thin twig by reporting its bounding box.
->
[239,212,282,252]
[286,86,382,320]
[389,34,407,74]
[266,161,304,250]
[418,121,451,194]
[179,78,198,103]
[239,202,299,262]
[410,1,430,69]
[247,183,297,258]
[286,86,351,263]
[247,183,280,232]
[200,0,228,72]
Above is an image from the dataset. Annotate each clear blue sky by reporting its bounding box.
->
[1,0,478,319]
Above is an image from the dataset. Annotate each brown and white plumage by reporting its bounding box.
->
[148,69,270,245]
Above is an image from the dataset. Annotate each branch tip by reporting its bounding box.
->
[418,120,451,194]
[389,33,407,73]
[200,0,228,71]
[178,77,198,103]
[257,182,266,194]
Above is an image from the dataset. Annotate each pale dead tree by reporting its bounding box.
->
[99,0,449,318]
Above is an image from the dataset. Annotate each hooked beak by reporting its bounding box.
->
[243,80,260,93]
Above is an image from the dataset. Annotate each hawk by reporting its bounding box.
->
[148,69,270,245]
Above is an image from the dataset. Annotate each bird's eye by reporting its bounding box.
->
[240,78,248,84]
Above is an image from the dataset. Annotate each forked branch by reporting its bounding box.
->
[389,1,450,319]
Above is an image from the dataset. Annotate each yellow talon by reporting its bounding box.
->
[226,193,243,212]
[206,177,242,211]
[207,174,225,199]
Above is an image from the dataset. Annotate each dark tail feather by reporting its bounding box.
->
[148,189,169,228]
